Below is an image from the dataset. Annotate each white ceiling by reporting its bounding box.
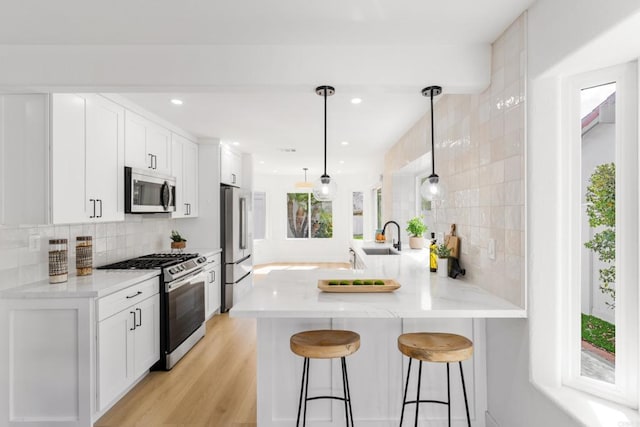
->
[0,0,534,176]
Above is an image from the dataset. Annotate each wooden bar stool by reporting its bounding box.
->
[290,329,360,427]
[397,332,473,427]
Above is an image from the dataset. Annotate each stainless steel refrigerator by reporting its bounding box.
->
[220,185,253,312]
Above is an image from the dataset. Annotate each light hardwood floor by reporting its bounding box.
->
[95,262,349,427]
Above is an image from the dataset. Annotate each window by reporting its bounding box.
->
[563,62,638,406]
[253,191,266,240]
[286,192,333,239]
[352,192,363,239]
[375,187,382,230]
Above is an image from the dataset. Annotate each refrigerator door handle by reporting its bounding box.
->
[239,197,247,250]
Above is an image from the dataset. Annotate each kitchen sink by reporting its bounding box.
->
[362,247,400,256]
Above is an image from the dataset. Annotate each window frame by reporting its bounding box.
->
[561,62,638,407]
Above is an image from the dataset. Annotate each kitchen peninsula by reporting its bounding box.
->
[231,241,525,426]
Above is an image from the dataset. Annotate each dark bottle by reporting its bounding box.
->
[448,258,466,279]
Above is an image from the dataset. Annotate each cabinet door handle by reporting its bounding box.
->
[129,311,136,331]
[231,173,236,184]
[152,154,157,170]
[89,199,96,218]
[148,153,153,168]
[184,203,189,215]
[188,203,191,215]
[126,290,143,299]
[97,199,103,218]
[212,270,215,282]
[135,307,142,327]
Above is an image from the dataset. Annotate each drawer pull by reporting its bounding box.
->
[126,291,143,299]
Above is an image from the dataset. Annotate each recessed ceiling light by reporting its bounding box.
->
[170,99,183,106]
[339,160,345,164]
[232,141,240,146]
[259,160,265,164]
[341,141,349,146]
[351,98,362,104]
[273,169,278,173]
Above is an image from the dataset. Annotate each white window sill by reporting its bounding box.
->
[534,383,640,427]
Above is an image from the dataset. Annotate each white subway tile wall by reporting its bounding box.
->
[383,14,526,306]
[0,216,176,291]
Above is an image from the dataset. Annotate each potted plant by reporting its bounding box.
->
[435,243,451,278]
[406,216,427,249]
[170,230,187,250]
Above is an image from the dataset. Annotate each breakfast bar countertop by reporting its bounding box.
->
[231,240,526,319]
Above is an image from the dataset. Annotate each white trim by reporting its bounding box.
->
[561,62,638,407]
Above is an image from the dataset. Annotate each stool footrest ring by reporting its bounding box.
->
[307,395,349,402]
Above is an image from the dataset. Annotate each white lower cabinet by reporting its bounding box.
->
[0,275,161,427]
[204,254,222,319]
[97,292,159,413]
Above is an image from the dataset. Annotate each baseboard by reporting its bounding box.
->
[485,410,500,427]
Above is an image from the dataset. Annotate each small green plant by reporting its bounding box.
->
[406,216,427,237]
[170,230,187,242]
[584,163,615,307]
[435,243,451,259]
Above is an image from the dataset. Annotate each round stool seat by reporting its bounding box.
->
[398,332,473,363]
[290,330,360,359]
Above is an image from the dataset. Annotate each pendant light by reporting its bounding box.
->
[312,85,337,201]
[295,167,314,189]
[420,85,442,200]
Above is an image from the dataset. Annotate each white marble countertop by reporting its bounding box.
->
[0,270,160,299]
[230,240,526,319]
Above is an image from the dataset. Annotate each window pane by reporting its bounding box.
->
[353,192,363,239]
[286,193,309,238]
[580,82,616,383]
[376,188,382,230]
[310,194,332,238]
[253,192,266,240]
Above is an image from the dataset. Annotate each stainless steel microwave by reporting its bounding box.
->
[125,167,176,213]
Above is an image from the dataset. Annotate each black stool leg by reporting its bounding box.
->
[296,357,309,427]
[459,362,471,427]
[414,360,422,427]
[446,363,451,427]
[303,358,311,427]
[399,357,412,426]
[341,357,355,427]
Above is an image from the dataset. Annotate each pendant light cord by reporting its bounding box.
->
[323,88,327,176]
[430,90,435,175]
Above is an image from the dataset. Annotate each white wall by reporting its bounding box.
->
[253,172,378,265]
[486,2,640,427]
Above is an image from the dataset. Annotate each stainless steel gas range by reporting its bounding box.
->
[98,252,209,370]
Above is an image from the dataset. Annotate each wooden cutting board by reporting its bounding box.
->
[318,279,401,293]
[445,224,460,259]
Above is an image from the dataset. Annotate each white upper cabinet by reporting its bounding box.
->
[125,110,171,175]
[51,94,125,224]
[220,144,242,187]
[171,133,198,218]
[0,94,50,225]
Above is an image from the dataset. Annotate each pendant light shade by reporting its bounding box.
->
[419,85,443,201]
[295,167,314,189]
[312,85,337,201]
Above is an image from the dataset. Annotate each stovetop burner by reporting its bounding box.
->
[98,253,199,270]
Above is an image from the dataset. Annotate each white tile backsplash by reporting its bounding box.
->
[0,216,176,291]
[383,14,526,307]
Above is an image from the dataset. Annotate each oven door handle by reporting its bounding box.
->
[166,270,205,293]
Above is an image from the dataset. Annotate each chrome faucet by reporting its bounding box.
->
[381,220,401,251]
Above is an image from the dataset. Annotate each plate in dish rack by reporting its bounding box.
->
[317,279,401,293]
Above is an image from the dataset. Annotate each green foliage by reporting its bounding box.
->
[584,163,616,307]
[406,216,427,237]
[435,243,451,259]
[170,230,186,242]
[581,313,615,354]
